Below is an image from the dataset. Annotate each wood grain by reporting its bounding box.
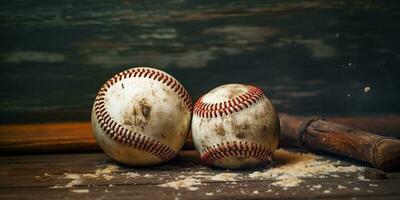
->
[0,123,99,153]
[279,114,400,170]
[0,151,399,200]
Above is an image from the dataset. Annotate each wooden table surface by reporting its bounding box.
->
[1,150,399,200]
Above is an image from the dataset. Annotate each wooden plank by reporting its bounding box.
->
[0,182,400,200]
[0,150,399,199]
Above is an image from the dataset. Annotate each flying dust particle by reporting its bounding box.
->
[364,86,371,93]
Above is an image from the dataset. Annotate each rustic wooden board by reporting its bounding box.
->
[1,150,399,199]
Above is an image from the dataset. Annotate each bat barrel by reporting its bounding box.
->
[372,138,400,171]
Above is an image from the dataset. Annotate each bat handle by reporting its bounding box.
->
[279,113,400,171]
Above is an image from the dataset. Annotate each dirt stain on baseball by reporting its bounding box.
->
[262,124,272,134]
[214,124,225,136]
[140,99,151,119]
[123,98,151,130]
[232,122,250,139]
[201,135,211,148]
[162,86,172,96]
[236,132,246,139]
[227,85,245,99]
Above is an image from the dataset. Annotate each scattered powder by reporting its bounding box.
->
[323,190,331,194]
[71,189,89,193]
[312,185,322,189]
[358,175,369,181]
[82,174,97,178]
[206,192,214,196]
[49,185,64,189]
[369,184,378,187]
[65,173,81,180]
[50,164,121,188]
[272,176,303,187]
[248,149,364,188]
[144,174,153,178]
[103,174,113,181]
[95,164,119,177]
[338,185,347,189]
[66,179,83,188]
[156,172,242,191]
[50,173,83,188]
[53,150,366,193]
[159,178,201,191]
[190,174,211,179]
[209,173,238,181]
[122,172,140,178]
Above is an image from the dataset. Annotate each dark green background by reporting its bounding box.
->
[1,0,399,123]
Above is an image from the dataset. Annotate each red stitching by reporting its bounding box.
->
[200,141,273,165]
[94,68,192,161]
[193,85,264,118]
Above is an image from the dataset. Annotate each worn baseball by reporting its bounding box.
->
[91,67,192,166]
[192,84,280,169]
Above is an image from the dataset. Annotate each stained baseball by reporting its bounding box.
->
[91,67,192,166]
[192,84,280,169]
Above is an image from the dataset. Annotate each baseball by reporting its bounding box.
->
[91,67,192,166]
[191,84,280,169]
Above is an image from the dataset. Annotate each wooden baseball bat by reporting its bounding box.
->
[279,114,400,171]
[0,123,99,153]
